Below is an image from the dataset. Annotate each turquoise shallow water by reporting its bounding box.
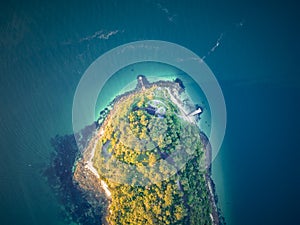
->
[1,1,299,225]
[95,61,211,135]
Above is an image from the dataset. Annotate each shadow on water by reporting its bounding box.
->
[43,123,106,225]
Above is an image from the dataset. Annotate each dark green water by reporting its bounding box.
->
[1,1,299,225]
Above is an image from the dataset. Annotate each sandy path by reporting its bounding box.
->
[165,88,196,124]
[83,128,112,198]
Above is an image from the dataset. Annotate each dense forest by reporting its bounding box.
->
[92,85,214,224]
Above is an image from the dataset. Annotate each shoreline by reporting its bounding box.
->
[200,132,223,225]
[74,76,223,224]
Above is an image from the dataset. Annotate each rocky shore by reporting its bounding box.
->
[200,132,226,225]
[45,75,225,225]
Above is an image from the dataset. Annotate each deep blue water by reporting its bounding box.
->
[0,1,299,225]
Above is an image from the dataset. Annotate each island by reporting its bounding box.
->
[71,76,224,225]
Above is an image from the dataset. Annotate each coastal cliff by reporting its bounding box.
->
[44,76,224,225]
[73,76,224,225]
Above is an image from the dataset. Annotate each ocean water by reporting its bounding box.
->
[1,1,299,225]
[95,61,211,135]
